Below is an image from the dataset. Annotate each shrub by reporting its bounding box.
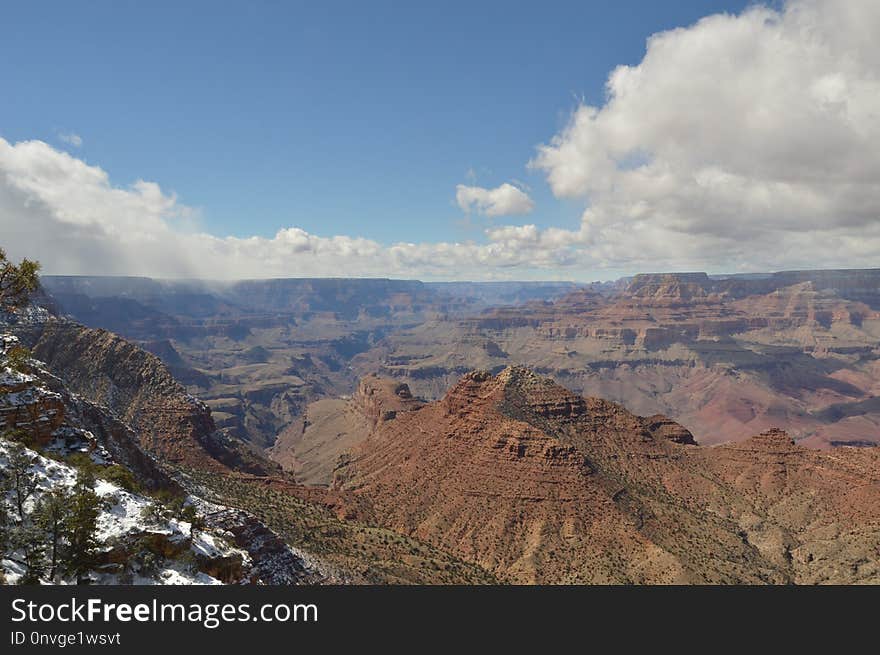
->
[99,465,141,493]
[4,345,32,373]
[65,452,100,477]
[140,502,167,526]
[1,428,39,449]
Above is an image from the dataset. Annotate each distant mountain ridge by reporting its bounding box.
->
[356,268,880,448]
[40,269,880,450]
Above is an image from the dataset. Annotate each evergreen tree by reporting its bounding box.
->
[140,500,166,525]
[0,248,40,312]
[180,503,205,538]
[36,487,71,581]
[11,521,46,584]
[64,471,102,585]
[0,469,11,552]
[6,443,39,522]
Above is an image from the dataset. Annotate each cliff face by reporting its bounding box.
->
[0,358,65,441]
[354,375,424,425]
[24,320,276,475]
[626,269,880,307]
[0,334,176,491]
[625,272,717,304]
[767,269,880,308]
[337,367,880,584]
[268,376,425,486]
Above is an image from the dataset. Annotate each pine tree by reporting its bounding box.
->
[140,500,166,525]
[64,471,102,585]
[6,443,39,522]
[11,521,46,584]
[180,503,205,538]
[36,487,71,581]
[0,248,41,312]
[0,469,11,552]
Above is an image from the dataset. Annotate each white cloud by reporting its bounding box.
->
[455,183,535,217]
[527,0,880,272]
[0,138,568,280]
[57,132,83,148]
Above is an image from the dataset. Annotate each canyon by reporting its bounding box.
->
[41,269,880,455]
[41,276,579,451]
[3,267,875,584]
[354,270,880,449]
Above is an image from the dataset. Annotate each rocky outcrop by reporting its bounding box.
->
[625,272,716,304]
[337,366,880,584]
[1,333,179,491]
[643,415,697,445]
[201,507,337,584]
[20,320,276,476]
[264,375,429,486]
[0,366,65,441]
[354,375,424,425]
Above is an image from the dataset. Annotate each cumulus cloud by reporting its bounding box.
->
[527,0,880,272]
[57,132,83,148]
[0,138,570,280]
[455,183,535,217]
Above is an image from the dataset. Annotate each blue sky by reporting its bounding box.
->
[4,0,873,281]
[1,0,750,245]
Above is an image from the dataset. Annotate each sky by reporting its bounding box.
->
[2,0,879,281]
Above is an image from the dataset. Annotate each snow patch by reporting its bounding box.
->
[0,438,249,585]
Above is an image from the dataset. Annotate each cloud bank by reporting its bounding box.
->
[0,139,572,279]
[2,0,879,280]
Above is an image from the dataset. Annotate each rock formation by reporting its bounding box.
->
[336,367,880,584]
[23,320,274,475]
[269,376,424,485]
[354,270,880,448]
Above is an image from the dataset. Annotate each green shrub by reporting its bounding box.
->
[148,488,186,505]
[4,345,32,373]
[64,452,100,477]
[1,428,38,449]
[98,465,141,493]
[140,502,167,526]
